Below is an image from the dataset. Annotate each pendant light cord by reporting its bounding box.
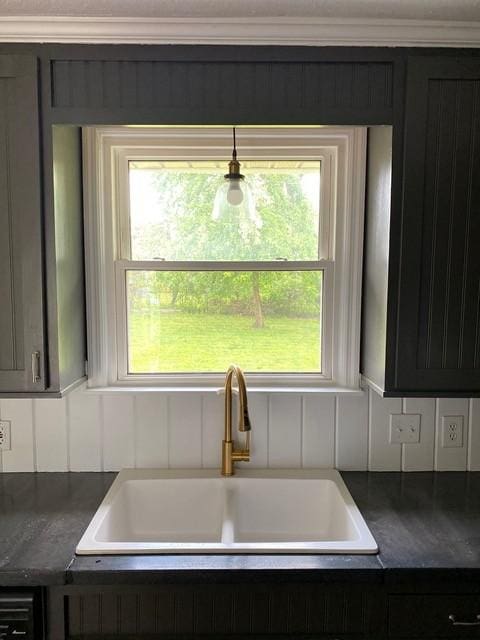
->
[232,126,237,161]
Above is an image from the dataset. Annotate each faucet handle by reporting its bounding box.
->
[232,431,250,463]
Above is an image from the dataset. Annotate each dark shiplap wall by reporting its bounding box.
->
[50,59,393,124]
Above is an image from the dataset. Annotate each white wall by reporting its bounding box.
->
[0,386,479,473]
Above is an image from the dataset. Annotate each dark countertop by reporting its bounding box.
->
[0,471,479,587]
[0,472,114,586]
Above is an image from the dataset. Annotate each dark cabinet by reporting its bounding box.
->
[50,583,384,639]
[0,55,86,397]
[0,55,46,393]
[388,594,480,638]
[2,47,480,397]
[362,55,480,396]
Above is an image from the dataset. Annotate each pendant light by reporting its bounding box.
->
[212,127,260,228]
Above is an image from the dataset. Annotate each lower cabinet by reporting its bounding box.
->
[49,584,385,639]
[389,594,480,638]
[49,583,480,639]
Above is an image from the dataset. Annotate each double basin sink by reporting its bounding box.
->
[76,469,377,554]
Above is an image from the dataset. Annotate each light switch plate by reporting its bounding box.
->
[0,420,11,451]
[389,414,421,444]
[441,415,464,448]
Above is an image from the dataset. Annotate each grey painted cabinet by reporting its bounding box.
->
[0,55,46,393]
[48,583,385,640]
[0,55,86,397]
[395,56,480,394]
[363,55,480,396]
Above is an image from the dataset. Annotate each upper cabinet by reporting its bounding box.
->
[1,47,479,397]
[362,55,480,396]
[0,55,46,393]
[0,54,86,397]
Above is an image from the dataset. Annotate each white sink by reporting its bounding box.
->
[76,469,377,554]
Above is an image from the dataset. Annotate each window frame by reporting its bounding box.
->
[83,126,366,390]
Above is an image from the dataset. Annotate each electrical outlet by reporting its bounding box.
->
[441,416,464,448]
[0,420,11,451]
[389,414,421,444]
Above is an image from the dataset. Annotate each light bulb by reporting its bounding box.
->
[227,180,244,206]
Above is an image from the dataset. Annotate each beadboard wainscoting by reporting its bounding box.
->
[0,387,479,473]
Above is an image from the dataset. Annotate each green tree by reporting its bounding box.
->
[130,168,320,324]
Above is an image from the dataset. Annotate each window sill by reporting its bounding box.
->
[83,384,365,396]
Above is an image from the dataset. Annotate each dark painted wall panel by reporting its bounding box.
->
[50,59,394,124]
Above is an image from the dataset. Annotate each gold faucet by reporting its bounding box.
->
[221,364,251,476]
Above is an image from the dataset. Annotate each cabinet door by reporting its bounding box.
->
[0,55,46,392]
[395,56,480,393]
[63,584,384,639]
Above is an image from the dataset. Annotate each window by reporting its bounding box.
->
[84,127,366,389]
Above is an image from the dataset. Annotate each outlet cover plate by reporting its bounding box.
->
[441,415,464,448]
[0,420,11,451]
[390,414,421,444]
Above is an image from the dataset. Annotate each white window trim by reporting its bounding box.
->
[83,126,366,390]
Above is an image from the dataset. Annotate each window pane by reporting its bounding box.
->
[126,270,323,373]
[129,161,320,261]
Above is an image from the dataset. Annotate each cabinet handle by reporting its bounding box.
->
[31,351,41,384]
[449,614,480,626]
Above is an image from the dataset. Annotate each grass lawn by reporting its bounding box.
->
[128,311,321,373]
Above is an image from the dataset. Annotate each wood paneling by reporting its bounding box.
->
[66,584,376,637]
[417,80,480,372]
[395,57,480,393]
[2,385,477,471]
[50,59,394,124]
[0,56,45,392]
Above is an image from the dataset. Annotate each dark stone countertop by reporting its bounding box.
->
[0,472,114,586]
[0,471,479,587]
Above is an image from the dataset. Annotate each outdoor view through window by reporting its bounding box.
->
[126,160,323,374]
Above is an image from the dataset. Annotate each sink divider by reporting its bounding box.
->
[221,484,235,545]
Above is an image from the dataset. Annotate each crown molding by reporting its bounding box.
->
[0,16,479,47]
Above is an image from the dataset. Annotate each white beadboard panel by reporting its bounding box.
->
[435,398,469,471]
[402,397,435,472]
[168,394,202,468]
[335,393,368,470]
[302,396,335,468]
[268,395,302,468]
[468,399,480,471]
[0,398,35,472]
[239,393,268,468]
[201,393,223,469]
[102,395,135,471]
[2,388,480,473]
[68,389,102,471]
[34,398,68,472]
[135,394,169,468]
[368,388,402,471]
